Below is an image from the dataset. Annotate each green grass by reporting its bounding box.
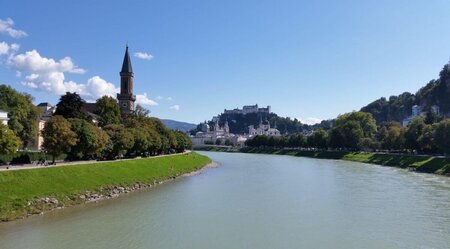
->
[0,152,211,221]
[233,147,450,176]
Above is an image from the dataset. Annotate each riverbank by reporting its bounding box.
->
[196,147,450,176]
[0,152,211,222]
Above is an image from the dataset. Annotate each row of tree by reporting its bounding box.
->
[245,111,450,155]
[42,93,192,162]
[0,88,192,162]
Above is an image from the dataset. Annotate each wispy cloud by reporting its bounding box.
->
[0,18,27,38]
[156,95,173,101]
[133,52,153,60]
[169,104,180,111]
[298,117,322,125]
[0,41,19,55]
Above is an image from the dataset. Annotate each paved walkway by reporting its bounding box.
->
[0,151,191,172]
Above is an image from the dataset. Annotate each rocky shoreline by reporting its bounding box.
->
[18,161,219,221]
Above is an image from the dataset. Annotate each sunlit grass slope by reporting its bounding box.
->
[0,152,211,221]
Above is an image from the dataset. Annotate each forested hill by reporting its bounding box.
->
[361,63,450,124]
[161,119,196,132]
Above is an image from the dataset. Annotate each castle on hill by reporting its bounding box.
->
[223,104,271,115]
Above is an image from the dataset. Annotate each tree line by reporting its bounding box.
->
[245,111,450,155]
[0,88,192,162]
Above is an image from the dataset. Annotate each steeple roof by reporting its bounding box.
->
[121,45,133,73]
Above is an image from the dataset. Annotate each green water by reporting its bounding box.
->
[1,151,449,249]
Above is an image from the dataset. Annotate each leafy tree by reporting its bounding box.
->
[42,116,77,163]
[0,123,21,154]
[307,129,328,149]
[0,85,40,148]
[224,138,233,146]
[134,104,150,119]
[215,138,223,145]
[418,124,437,153]
[404,117,426,151]
[433,119,450,154]
[288,134,306,148]
[103,124,135,157]
[54,92,90,121]
[130,127,151,155]
[68,118,109,159]
[174,131,192,152]
[377,122,405,150]
[95,96,121,127]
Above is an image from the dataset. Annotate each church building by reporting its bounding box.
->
[117,45,136,114]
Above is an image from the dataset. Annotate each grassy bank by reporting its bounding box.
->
[0,152,211,221]
[197,146,450,176]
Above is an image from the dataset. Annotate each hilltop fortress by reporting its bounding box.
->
[223,104,271,115]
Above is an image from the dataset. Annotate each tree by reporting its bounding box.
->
[215,138,223,145]
[174,131,192,152]
[404,117,426,151]
[377,122,405,150]
[68,118,109,159]
[288,134,306,148]
[335,112,377,138]
[328,112,376,150]
[0,123,21,154]
[54,92,90,121]
[134,104,150,119]
[95,96,121,127]
[42,116,77,163]
[418,124,437,153]
[433,119,450,154]
[224,138,234,146]
[307,129,328,149]
[103,124,135,157]
[0,85,40,148]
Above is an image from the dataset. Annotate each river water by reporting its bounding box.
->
[1,152,449,249]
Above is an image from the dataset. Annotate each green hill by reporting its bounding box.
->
[361,63,450,124]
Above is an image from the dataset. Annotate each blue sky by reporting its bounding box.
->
[1,0,450,124]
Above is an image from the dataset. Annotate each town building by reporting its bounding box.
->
[248,119,281,136]
[0,109,8,125]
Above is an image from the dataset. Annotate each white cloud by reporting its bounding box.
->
[298,117,322,125]
[156,95,172,101]
[169,104,180,111]
[0,41,19,55]
[136,93,158,106]
[0,18,27,38]
[134,52,153,60]
[85,76,119,100]
[9,49,85,74]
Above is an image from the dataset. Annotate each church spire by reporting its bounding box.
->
[121,45,133,74]
[117,45,136,115]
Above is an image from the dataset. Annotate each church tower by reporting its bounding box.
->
[117,45,136,115]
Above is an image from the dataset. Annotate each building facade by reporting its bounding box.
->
[248,119,281,136]
[0,109,8,125]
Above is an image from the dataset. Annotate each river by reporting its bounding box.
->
[1,151,449,249]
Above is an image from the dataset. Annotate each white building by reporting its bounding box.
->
[248,119,281,136]
[191,120,248,146]
[402,104,440,126]
[0,109,8,125]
